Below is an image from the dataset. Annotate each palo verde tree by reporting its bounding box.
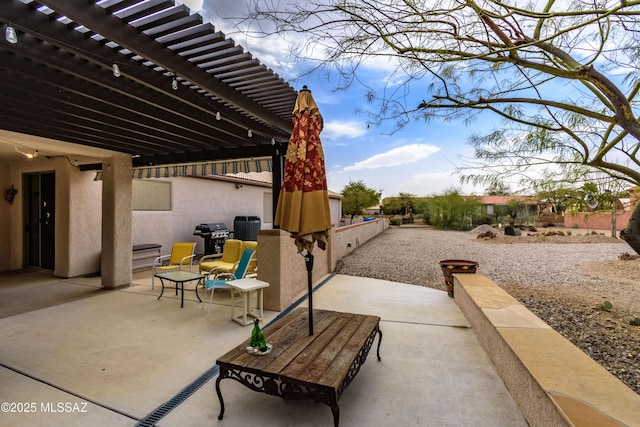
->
[381,192,417,216]
[428,188,480,230]
[533,179,580,215]
[485,181,511,196]
[246,1,640,253]
[396,192,417,217]
[341,180,382,223]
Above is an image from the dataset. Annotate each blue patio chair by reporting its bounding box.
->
[203,248,255,319]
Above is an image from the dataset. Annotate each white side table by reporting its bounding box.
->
[226,278,270,326]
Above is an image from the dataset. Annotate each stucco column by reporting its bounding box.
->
[101,154,132,288]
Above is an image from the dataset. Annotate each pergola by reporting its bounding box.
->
[0,0,297,167]
[1,0,300,287]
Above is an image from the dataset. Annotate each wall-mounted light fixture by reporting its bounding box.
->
[5,22,17,44]
[4,185,18,204]
[15,146,38,159]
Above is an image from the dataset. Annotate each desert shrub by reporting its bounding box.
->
[473,215,493,227]
[390,216,402,226]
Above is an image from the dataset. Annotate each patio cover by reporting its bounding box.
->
[0,0,297,167]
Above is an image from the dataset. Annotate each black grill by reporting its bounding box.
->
[193,223,229,255]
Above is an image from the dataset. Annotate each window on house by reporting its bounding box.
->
[132,180,171,211]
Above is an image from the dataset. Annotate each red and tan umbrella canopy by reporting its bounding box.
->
[275,85,332,253]
[274,85,332,335]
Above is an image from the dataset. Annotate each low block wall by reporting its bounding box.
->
[454,273,640,427]
[330,218,389,270]
[564,210,631,231]
[256,218,388,311]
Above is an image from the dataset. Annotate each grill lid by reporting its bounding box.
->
[193,223,229,237]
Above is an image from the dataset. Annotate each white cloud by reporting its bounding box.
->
[323,120,367,141]
[403,171,478,196]
[326,167,479,198]
[178,0,203,11]
[343,144,440,171]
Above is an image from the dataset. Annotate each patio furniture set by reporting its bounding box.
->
[152,239,384,426]
[152,239,266,322]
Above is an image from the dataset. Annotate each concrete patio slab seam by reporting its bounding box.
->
[0,361,140,423]
[135,273,337,426]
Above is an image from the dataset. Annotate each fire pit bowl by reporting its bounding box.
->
[439,259,479,298]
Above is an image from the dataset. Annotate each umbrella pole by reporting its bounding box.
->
[304,251,314,335]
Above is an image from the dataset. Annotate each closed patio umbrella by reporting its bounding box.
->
[275,85,332,335]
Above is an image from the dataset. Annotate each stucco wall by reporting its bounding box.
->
[56,159,103,276]
[5,157,102,276]
[0,166,11,271]
[2,168,343,278]
[330,218,389,269]
[258,218,388,311]
[132,177,273,257]
[563,210,631,231]
[68,171,102,276]
[132,176,342,258]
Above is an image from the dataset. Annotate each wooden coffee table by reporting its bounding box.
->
[215,307,382,427]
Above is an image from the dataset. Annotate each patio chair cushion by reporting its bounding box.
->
[241,241,258,273]
[199,239,243,273]
[167,242,197,265]
[152,241,197,290]
[220,239,243,263]
[203,248,255,318]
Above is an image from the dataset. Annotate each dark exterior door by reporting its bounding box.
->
[23,172,55,270]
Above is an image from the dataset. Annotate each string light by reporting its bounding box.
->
[247,129,252,137]
[171,75,178,90]
[215,112,221,120]
[112,63,121,77]
[15,146,37,158]
[5,22,17,44]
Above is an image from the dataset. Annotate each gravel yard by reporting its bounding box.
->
[334,226,640,395]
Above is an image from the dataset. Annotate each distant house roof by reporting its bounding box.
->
[619,198,632,210]
[474,195,538,205]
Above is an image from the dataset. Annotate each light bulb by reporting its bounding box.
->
[112,63,121,77]
[172,77,178,90]
[247,129,252,137]
[5,23,17,44]
[216,112,221,120]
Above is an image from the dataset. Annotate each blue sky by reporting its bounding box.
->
[181,0,486,198]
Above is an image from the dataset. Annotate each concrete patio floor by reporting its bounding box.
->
[0,270,527,426]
